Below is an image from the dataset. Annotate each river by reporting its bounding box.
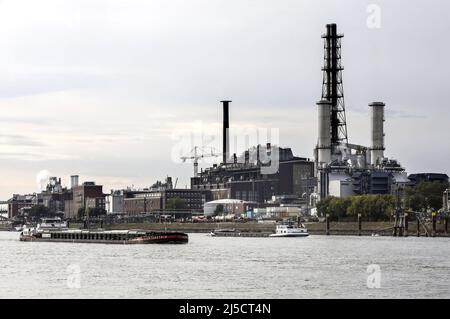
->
[0,231,448,298]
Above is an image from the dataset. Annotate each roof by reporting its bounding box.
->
[205,199,256,205]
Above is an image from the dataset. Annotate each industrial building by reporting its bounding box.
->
[203,199,257,217]
[314,24,409,200]
[408,173,449,186]
[190,100,315,206]
[121,177,207,216]
[64,177,105,219]
[7,175,106,219]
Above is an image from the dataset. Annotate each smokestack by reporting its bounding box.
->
[70,175,79,189]
[244,150,249,164]
[317,99,332,164]
[221,100,231,164]
[369,102,385,166]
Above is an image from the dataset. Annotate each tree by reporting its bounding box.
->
[165,197,186,210]
[347,195,395,221]
[87,207,106,217]
[78,207,106,220]
[317,194,395,221]
[405,181,449,212]
[214,204,224,215]
[316,196,351,220]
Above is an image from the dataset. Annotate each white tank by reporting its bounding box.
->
[317,100,332,164]
[369,102,385,166]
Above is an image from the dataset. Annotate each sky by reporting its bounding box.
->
[0,0,449,199]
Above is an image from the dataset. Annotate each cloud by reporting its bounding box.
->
[0,0,449,199]
[385,110,428,119]
[0,134,44,146]
[0,151,76,161]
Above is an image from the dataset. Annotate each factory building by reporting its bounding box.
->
[123,189,205,215]
[314,24,408,200]
[408,173,449,186]
[190,101,315,205]
[7,194,36,218]
[121,177,207,215]
[64,181,105,219]
[203,199,257,217]
[105,190,125,214]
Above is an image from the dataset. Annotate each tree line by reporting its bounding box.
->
[316,181,449,221]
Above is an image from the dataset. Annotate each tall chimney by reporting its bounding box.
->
[369,102,385,166]
[221,100,231,165]
[317,99,332,164]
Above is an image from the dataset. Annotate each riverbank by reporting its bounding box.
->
[3,221,448,237]
[100,221,449,237]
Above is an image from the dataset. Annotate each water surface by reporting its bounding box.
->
[0,232,448,298]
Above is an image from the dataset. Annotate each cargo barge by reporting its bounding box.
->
[20,229,188,244]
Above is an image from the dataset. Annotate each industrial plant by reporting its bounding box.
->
[2,23,449,223]
[314,24,408,201]
[192,23,412,215]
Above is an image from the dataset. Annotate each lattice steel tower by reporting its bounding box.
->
[321,23,348,149]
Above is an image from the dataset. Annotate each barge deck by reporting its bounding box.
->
[20,229,188,244]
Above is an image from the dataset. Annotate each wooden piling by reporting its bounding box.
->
[404,213,408,237]
[393,215,398,237]
[417,219,420,237]
[358,214,362,236]
[398,216,404,237]
[326,214,330,236]
[432,212,437,237]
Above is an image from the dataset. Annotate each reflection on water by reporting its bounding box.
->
[0,232,449,298]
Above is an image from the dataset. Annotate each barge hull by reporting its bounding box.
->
[20,231,188,244]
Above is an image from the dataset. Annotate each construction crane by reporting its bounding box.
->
[180,146,220,177]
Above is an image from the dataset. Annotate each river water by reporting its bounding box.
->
[0,231,449,299]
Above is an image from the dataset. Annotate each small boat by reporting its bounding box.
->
[269,222,309,238]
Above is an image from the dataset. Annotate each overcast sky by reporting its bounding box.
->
[0,0,449,199]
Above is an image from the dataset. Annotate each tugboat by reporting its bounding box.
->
[269,221,309,237]
[19,217,188,244]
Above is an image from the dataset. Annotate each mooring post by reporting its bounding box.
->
[358,214,362,236]
[326,214,330,236]
[417,219,420,237]
[393,215,398,237]
[444,216,449,235]
[432,212,437,237]
[404,213,408,237]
